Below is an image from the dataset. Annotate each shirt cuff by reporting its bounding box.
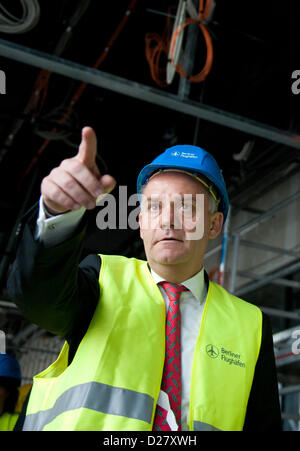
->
[35,196,86,247]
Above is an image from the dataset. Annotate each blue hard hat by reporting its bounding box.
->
[0,354,21,385]
[137,144,229,222]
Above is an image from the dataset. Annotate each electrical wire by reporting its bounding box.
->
[0,0,40,34]
[17,0,138,188]
[27,1,92,117]
[33,107,79,141]
[0,1,90,168]
[145,1,214,87]
[145,7,171,88]
[170,0,214,83]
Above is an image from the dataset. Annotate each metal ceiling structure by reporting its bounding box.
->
[1,38,300,150]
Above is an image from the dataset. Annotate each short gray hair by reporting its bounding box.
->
[208,192,218,213]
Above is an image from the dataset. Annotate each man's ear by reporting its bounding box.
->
[208,212,224,240]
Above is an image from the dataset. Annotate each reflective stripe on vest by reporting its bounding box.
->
[23,381,153,431]
[24,255,165,431]
[23,255,262,431]
[194,421,221,431]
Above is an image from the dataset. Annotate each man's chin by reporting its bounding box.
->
[151,250,187,266]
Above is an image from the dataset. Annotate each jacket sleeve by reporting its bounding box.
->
[6,203,100,344]
[243,312,282,431]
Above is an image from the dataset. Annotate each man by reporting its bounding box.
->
[7,127,281,431]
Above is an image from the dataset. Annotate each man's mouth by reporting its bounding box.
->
[157,237,183,243]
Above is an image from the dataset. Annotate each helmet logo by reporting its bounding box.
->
[171,151,198,159]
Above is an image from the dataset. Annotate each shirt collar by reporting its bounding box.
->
[150,267,205,303]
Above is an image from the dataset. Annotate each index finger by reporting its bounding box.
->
[76,127,98,171]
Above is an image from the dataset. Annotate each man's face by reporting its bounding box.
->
[139,172,223,278]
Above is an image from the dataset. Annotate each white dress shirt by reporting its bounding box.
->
[36,196,207,430]
[36,196,86,246]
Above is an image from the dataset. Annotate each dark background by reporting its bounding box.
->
[0,0,300,284]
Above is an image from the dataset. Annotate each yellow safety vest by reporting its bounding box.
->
[23,255,262,431]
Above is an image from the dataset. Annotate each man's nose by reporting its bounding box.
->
[160,202,174,229]
[160,202,182,229]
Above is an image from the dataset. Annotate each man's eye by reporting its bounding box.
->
[150,203,159,211]
[180,203,193,211]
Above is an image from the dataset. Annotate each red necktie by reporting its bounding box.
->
[152,282,188,431]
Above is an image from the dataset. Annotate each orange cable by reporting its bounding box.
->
[145,8,171,88]
[170,0,214,83]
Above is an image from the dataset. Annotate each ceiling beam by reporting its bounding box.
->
[1,38,300,150]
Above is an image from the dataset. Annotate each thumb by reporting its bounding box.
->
[76,126,98,171]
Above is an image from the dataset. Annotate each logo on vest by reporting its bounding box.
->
[206,344,219,358]
[206,344,246,368]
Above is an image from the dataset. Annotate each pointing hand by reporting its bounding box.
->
[41,127,116,215]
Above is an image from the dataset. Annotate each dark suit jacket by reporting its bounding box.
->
[7,203,282,431]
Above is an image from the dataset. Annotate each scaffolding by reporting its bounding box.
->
[205,187,300,313]
[205,182,300,430]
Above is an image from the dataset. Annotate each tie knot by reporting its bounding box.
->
[159,281,188,302]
